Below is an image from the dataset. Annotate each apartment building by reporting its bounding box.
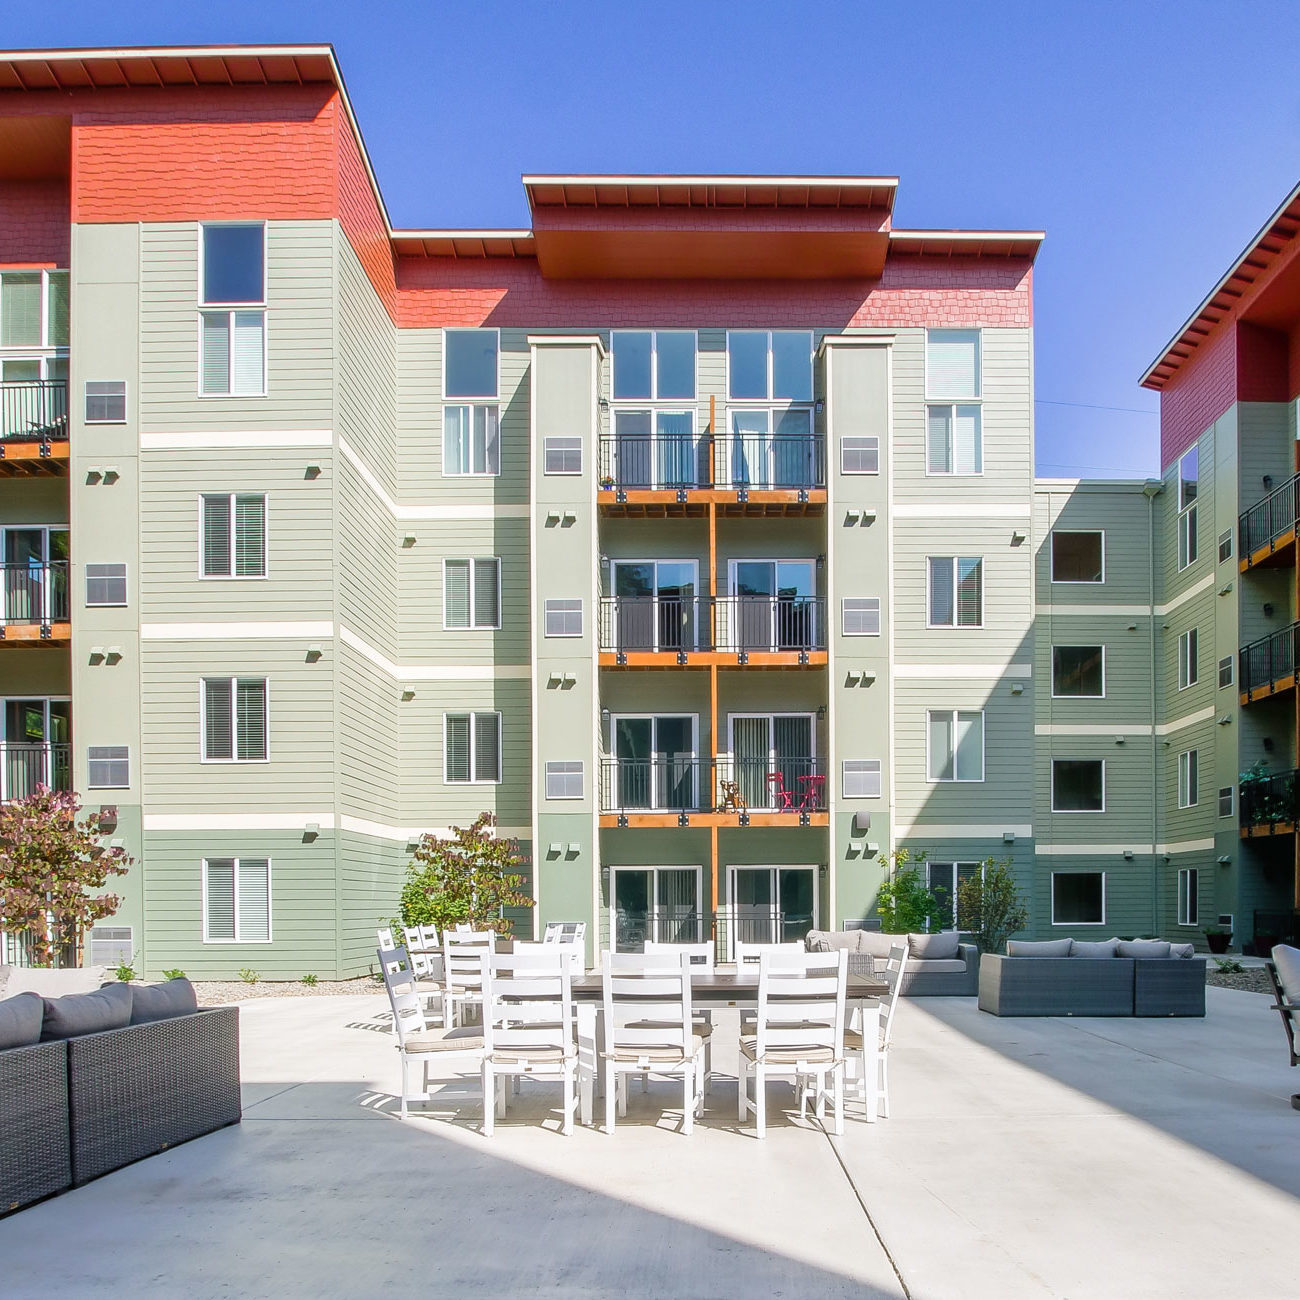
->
[0,44,1282,976]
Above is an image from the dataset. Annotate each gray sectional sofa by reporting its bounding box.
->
[0,975,241,1216]
[978,938,1206,1017]
[806,928,979,996]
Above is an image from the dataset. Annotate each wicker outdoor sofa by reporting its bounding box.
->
[0,976,241,1217]
[805,928,980,996]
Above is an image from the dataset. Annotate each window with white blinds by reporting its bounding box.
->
[842,597,881,636]
[203,857,271,942]
[0,269,66,348]
[443,558,500,629]
[202,677,268,761]
[927,556,983,627]
[201,310,265,396]
[198,224,265,397]
[444,711,501,783]
[87,745,130,789]
[842,759,882,798]
[926,404,982,474]
[925,330,981,400]
[201,493,266,577]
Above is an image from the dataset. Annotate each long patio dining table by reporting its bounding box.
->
[568,968,890,1127]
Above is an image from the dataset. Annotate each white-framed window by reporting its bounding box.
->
[840,436,879,474]
[199,223,266,397]
[927,709,984,782]
[1051,871,1105,925]
[87,745,129,789]
[1177,445,1199,569]
[1218,655,1234,689]
[203,857,271,943]
[543,436,583,475]
[544,598,583,638]
[201,493,267,578]
[85,563,127,607]
[1052,759,1104,812]
[545,760,584,800]
[1177,867,1199,927]
[925,329,981,475]
[726,330,813,402]
[1218,785,1234,818]
[1052,645,1104,697]
[1217,529,1233,563]
[1178,749,1198,809]
[201,677,268,762]
[444,711,501,783]
[84,380,127,424]
[1178,627,1198,689]
[443,558,500,630]
[611,330,696,400]
[927,556,982,628]
[842,759,882,798]
[1050,531,1104,583]
[842,597,881,636]
[0,268,68,349]
[443,328,500,476]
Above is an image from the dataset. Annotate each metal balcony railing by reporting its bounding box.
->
[0,381,68,443]
[0,742,72,802]
[715,756,826,812]
[1239,623,1300,696]
[598,756,825,815]
[720,906,817,947]
[598,595,826,655]
[597,432,826,492]
[1240,768,1300,828]
[599,757,708,813]
[1,562,70,626]
[1240,473,1300,558]
[612,909,707,952]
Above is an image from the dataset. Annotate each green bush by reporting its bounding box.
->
[161,968,186,981]
[875,849,944,933]
[300,973,318,986]
[238,967,260,985]
[114,960,136,983]
[955,858,1029,953]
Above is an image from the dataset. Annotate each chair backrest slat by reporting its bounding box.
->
[601,950,692,1051]
[755,949,847,1059]
[734,940,804,968]
[484,949,573,1053]
[879,943,909,1048]
[378,945,435,1047]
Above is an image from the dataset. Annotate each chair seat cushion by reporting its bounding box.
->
[0,990,44,1049]
[491,1044,575,1064]
[739,1034,837,1065]
[906,957,966,974]
[1271,944,1300,1001]
[605,1034,704,1063]
[403,1027,485,1054]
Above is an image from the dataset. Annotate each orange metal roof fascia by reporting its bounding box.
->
[1140,180,1300,390]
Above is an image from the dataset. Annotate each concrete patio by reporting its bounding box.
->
[0,986,1296,1298]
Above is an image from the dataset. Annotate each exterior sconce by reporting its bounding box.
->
[402,534,417,548]
[1010,530,1027,546]
[565,843,580,858]
[306,645,323,662]
[1122,850,1134,861]
[401,685,416,700]
[303,822,320,841]
[109,838,124,849]
[601,708,611,726]
[305,464,322,479]
[814,399,825,414]
[1218,583,1233,596]
[816,554,826,569]
[1218,715,1232,726]
[89,646,105,663]
[105,647,122,664]
[1263,737,1275,751]
[1010,683,1025,695]
[860,508,877,524]
[1127,622,1138,631]
[1114,736,1125,745]
[102,466,120,483]
[1263,474,1274,489]
[816,704,827,720]
[1003,831,1015,844]
[1217,855,1231,865]
[1263,603,1274,617]
[406,836,421,851]
[844,509,861,525]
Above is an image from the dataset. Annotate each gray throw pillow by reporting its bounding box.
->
[129,977,198,1025]
[1272,945,1300,1002]
[907,931,960,960]
[1006,939,1073,957]
[40,980,133,1041]
[1167,942,1195,959]
[1117,940,1171,959]
[804,931,833,952]
[1070,939,1120,958]
[857,931,898,959]
[0,992,44,1049]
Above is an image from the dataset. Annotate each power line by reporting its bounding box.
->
[1035,398,1157,416]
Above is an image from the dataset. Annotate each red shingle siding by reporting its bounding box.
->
[1159,323,1236,470]
[0,179,69,265]
[1236,321,1289,403]
[335,109,396,320]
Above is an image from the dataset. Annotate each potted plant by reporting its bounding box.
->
[1204,924,1232,955]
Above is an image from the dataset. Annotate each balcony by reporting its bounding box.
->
[0,562,71,645]
[1240,767,1300,837]
[598,432,826,516]
[0,381,69,476]
[0,742,72,802]
[598,756,828,828]
[1239,623,1300,703]
[1239,474,1300,570]
[598,595,827,666]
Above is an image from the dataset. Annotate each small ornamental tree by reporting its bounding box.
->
[955,857,1029,954]
[0,788,132,968]
[398,813,533,936]
[875,847,945,933]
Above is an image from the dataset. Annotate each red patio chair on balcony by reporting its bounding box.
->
[766,771,796,812]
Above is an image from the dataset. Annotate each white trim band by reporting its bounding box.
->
[144,813,335,831]
[140,429,332,450]
[892,503,1032,519]
[339,625,529,681]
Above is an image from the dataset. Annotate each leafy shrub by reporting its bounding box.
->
[955,858,1029,954]
[162,968,187,981]
[238,967,260,984]
[114,960,136,982]
[874,849,943,933]
[300,973,318,986]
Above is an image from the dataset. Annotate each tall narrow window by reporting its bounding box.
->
[926,329,981,475]
[199,224,266,396]
[1178,749,1199,809]
[443,558,500,629]
[203,857,271,942]
[444,329,500,476]
[201,494,267,578]
[202,677,268,762]
[444,711,501,783]
[1177,446,1199,570]
[1218,655,1234,689]
[927,710,984,782]
[1177,868,1199,927]
[1178,628,1199,690]
[927,557,983,627]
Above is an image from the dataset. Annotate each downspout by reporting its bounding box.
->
[1143,478,1164,933]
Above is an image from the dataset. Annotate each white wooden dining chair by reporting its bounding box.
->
[733,940,805,967]
[601,950,704,1135]
[442,929,494,1027]
[377,945,485,1119]
[845,942,908,1119]
[739,949,848,1138]
[481,948,578,1136]
[378,930,445,1021]
[543,921,587,946]
[643,940,715,1094]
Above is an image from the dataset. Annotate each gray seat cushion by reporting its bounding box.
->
[0,991,44,1049]
[1070,939,1120,958]
[129,977,199,1025]
[905,958,967,974]
[40,981,134,1041]
[1006,939,1073,957]
[3,965,111,996]
[1272,945,1300,1002]
[908,931,960,960]
[1117,940,1171,959]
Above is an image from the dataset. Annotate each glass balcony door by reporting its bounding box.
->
[2,697,71,801]
[729,559,816,651]
[730,714,814,810]
[613,560,699,652]
[613,409,699,490]
[727,407,814,488]
[1,356,67,440]
[2,526,69,625]
[728,866,817,954]
[611,867,702,952]
[612,714,697,811]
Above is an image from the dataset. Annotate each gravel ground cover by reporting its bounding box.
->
[1205,967,1274,996]
[192,977,382,1005]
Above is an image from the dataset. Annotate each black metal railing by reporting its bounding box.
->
[1,562,70,626]
[726,907,817,947]
[715,756,826,812]
[613,909,707,952]
[598,595,826,654]
[1240,473,1300,557]
[1240,623,1300,695]
[598,756,825,814]
[1240,767,1300,828]
[0,381,68,443]
[597,432,826,492]
[600,757,708,813]
[0,742,72,802]
[1,928,78,968]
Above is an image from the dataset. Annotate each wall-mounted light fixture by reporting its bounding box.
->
[401,534,417,548]
[1218,583,1233,596]
[844,509,861,525]
[1127,622,1138,631]
[303,822,320,841]
[1264,474,1274,489]
[1114,735,1126,744]
[816,704,827,720]
[1010,530,1027,546]
[306,645,323,662]
[1218,715,1232,726]
[816,554,826,569]
[1010,682,1025,695]
[1216,855,1231,865]
[105,647,122,664]
[305,464,322,479]
[1123,850,1134,860]
[1263,736,1275,751]
[1003,831,1016,844]
[860,507,877,524]
[401,685,416,700]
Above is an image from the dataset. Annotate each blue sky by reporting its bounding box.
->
[7,1,1299,476]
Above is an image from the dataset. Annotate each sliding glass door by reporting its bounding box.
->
[729,714,815,810]
[728,866,817,952]
[2,526,69,625]
[611,867,703,951]
[611,714,697,811]
[729,559,816,651]
[612,560,699,652]
[2,697,71,801]
[614,410,699,489]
